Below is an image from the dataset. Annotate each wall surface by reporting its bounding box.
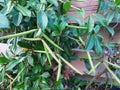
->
[67,0,98,22]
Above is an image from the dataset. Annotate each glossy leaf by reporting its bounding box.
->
[86,35,95,50]
[106,12,114,24]
[17,5,31,17]
[63,0,71,14]
[93,14,107,26]
[13,13,23,26]
[41,72,50,78]
[88,16,94,32]
[94,37,103,54]
[37,11,48,31]
[76,8,85,18]
[115,0,120,5]
[0,57,10,64]
[105,26,115,36]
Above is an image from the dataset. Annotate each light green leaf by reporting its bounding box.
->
[17,4,31,17]
[52,31,59,36]
[88,16,94,32]
[93,14,107,26]
[63,0,71,14]
[0,13,10,28]
[76,8,85,18]
[106,12,114,24]
[105,26,115,36]
[37,11,48,31]
[41,72,50,78]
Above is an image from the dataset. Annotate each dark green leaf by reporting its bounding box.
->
[86,35,95,50]
[0,13,10,28]
[94,37,103,54]
[13,13,23,26]
[18,41,32,49]
[0,57,10,64]
[37,11,48,31]
[54,81,64,90]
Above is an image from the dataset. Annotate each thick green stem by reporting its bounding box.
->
[67,25,87,30]
[0,29,37,40]
[57,62,62,81]
[78,36,95,73]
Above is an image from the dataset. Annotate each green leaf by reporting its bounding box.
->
[86,35,95,50]
[65,16,82,25]
[106,12,114,24]
[94,37,103,54]
[106,42,117,51]
[76,8,85,18]
[63,0,71,14]
[0,13,10,28]
[0,68,5,82]
[59,21,67,31]
[13,12,23,26]
[28,56,34,66]
[0,57,10,64]
[6,60,19,71]
[17,4,31,17]
[54,80,64,90]
[94,25,100,33]
[18,41,33,49]
[37,11,48,31]
[93,14,107,26]
[47,0,58,7]
[88,16,94,32]
[41,72,50,78]
[115,0,120,5]
[52,31,60,36]
[105,26,115,36]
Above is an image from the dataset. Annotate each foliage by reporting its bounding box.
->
[0,0,120,89]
